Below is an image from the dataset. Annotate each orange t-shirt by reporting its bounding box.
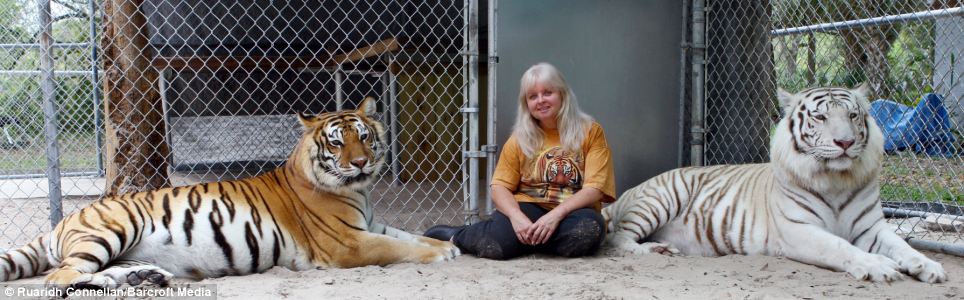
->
[491,122,616,211]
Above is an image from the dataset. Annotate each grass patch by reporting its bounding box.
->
[880,153,964,205]
[0,134,100,174]
[880,183,964,205]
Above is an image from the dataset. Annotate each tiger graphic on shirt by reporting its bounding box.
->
[519,146,584,203]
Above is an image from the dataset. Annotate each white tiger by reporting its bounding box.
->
[603,84,946,283]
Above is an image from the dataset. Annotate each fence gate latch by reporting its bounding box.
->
[463,150,486,158]
[464,145,498,158]
[481,144,498,154]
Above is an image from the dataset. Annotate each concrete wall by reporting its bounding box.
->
[495,1,683,195]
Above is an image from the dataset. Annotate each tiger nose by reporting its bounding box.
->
[834,139,855,150]
[351,157,368,168]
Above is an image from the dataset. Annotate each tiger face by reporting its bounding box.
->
[775,83,879,172]
[296,97,386,190]
[537,147,582,187]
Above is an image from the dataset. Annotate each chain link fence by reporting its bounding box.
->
[699,0,963,250]
[6,0,959,255]
[0,0,478,249]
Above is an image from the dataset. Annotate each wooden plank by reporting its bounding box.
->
[151,55,333,71]
[151,38,401,71]
[332,38,401,64]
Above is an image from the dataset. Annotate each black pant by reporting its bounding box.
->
[453,202,606,260]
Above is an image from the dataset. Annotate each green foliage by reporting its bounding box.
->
[772,20,937,106]
[881,183,964,205]
[0,0,99,137]
[886,22,936,105]
[772,0,927,26]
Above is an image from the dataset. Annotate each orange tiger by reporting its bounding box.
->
[0,97,458,289]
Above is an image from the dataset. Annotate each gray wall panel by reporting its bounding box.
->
[496,0,683,195]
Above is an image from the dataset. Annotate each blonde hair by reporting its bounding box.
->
[513,62,594,157]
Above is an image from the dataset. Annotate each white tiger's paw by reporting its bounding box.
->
[898,255,946,283]
[602,233,680,256]
[636,242,681,256]
[605,241,680,256]
[846,253,904,282]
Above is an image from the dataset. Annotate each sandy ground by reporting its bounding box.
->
[4,249,963,299]
[2,172,962,299]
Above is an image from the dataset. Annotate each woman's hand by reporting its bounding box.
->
[509,215,534,244]
[525,187,604,245]
[526,210,563,245]
[492,185,537,244]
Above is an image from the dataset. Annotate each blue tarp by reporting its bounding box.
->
[869,94,957,157]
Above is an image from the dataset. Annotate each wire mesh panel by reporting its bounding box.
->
[0,0,476,249]
[0,0,102,248]
[703,0,963,246]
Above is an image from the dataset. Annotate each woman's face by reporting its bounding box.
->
[525,82,562,129]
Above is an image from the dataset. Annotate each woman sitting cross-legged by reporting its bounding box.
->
[423,62,615,260]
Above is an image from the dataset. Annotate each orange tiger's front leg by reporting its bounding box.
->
[332,231,459,268]
[45,240,118,289]
[43,198,154,289]
[371,222,462,251]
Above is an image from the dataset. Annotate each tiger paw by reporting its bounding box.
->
[431,241,461,261]
[897,255,946,283]
[46,272,119,291]
[97,263,175,287]
[603,239,680,256]
[846,253,904,282]
[421,241,460,263]
[636,242,681,256]
[416,235,458,252]
[439,241,461,258]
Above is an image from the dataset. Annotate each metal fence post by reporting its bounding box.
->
[38,0,63,227]
[385,54,401,185]
[462,0,482,224]
[485,0,499,216]
[689,0,706,167]
[89,0,105,177]
[678,0,690,168]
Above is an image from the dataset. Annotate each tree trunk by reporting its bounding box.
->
[837,0,912,99]
[840,26,897,98]
[778,36,798,80]
[101,0,169,195]
[704,0,775,164]
[807,33,816,84]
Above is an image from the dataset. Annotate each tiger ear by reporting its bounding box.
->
[356,96,377,116]
[297,112,321,128]
[776,87,798,115]
[852,82,872,106]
